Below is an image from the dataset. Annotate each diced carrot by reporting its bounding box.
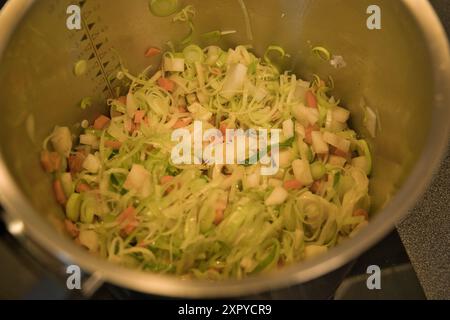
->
[310,179,324,194]
[211,67,221,75]
[76,183,91,193]
[305,90,318,109]
[117,96,127,105]
[353,208,369,220]
[283,179,303,190]
[178,105,188,113]
[124,118,136,133]
[172,118,192,129]
[117,207,138,236]
[157,77,175,92]
[214,209,224,225]
[111,110,123,118]
[145,47,162,57]
[40,151,61,173]
[331,146,350,158]
[304,124,320,145]
[219,122,228,137]
[53,179,67,205]
[117,207,136,224]
[209,115,216,126]
[64,219,79,238]
[134,110,146,124]
[160,176,174,185]
[93,115,111,130]
[68,152,86,175]
[160,176,176,194]
[104,140,122,150]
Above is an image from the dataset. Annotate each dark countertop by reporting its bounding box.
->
[396,0,450,300]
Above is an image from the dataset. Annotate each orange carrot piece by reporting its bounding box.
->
[160,176,174,185]
[134,110,146,124]
[178,105,188,113]
[53,180,67,205]
[117,207,136,224]
[305,90,318,109]
[172,118,192,129]
[76,183,91,193]
[331,146,350,158]
[304,124,320,145]
[40,151,61,173]
[157,77,175,92]
[117,96,127,105]
[214,209,224,225]
[104,140,122,150]
[219,122,228,137]
[283,179,303,191]
[145,47,162,57]
[64,219,79,238]
[117,207,138,236]
[93,115,111,130]
[353,208,369,220]
[68,152,86,175]
[310,179,324,194]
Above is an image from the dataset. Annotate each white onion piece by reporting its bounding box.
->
[323,132,350,152]
[311,131,329,154]
[51,126,72,157]
[82,154,101,173]
[221,63,248,98]
[292,159,313,186]
[265,186,288,206]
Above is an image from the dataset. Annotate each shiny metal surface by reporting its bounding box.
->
[0,0,448,297]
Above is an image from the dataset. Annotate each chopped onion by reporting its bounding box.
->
[265,186,288,206]
[352,156,370,175]
[79,134,99,149]
[364,106,377,138]
[124,164,151,198]
[51,126,72,157]
[82,154,101,173]
[332,106,350,123]
[79,230,99,252]
[323,132,350,152]
[293,104,319,125]
[188,102,212,121]
[126,93,138,117]
[282,119,294,139]
[328,155,347,167]
[245,168,261,188]
[277,149,294,168]
[60,172,74,197]
[292,159,313,186]
[164,57,185,72]
[221,63,248,99]
[295,122,306,138]
[311,131,329,154]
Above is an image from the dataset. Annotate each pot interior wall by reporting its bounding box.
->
[0,0,433,236]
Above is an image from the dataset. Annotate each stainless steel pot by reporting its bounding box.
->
[0,0,448,298]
